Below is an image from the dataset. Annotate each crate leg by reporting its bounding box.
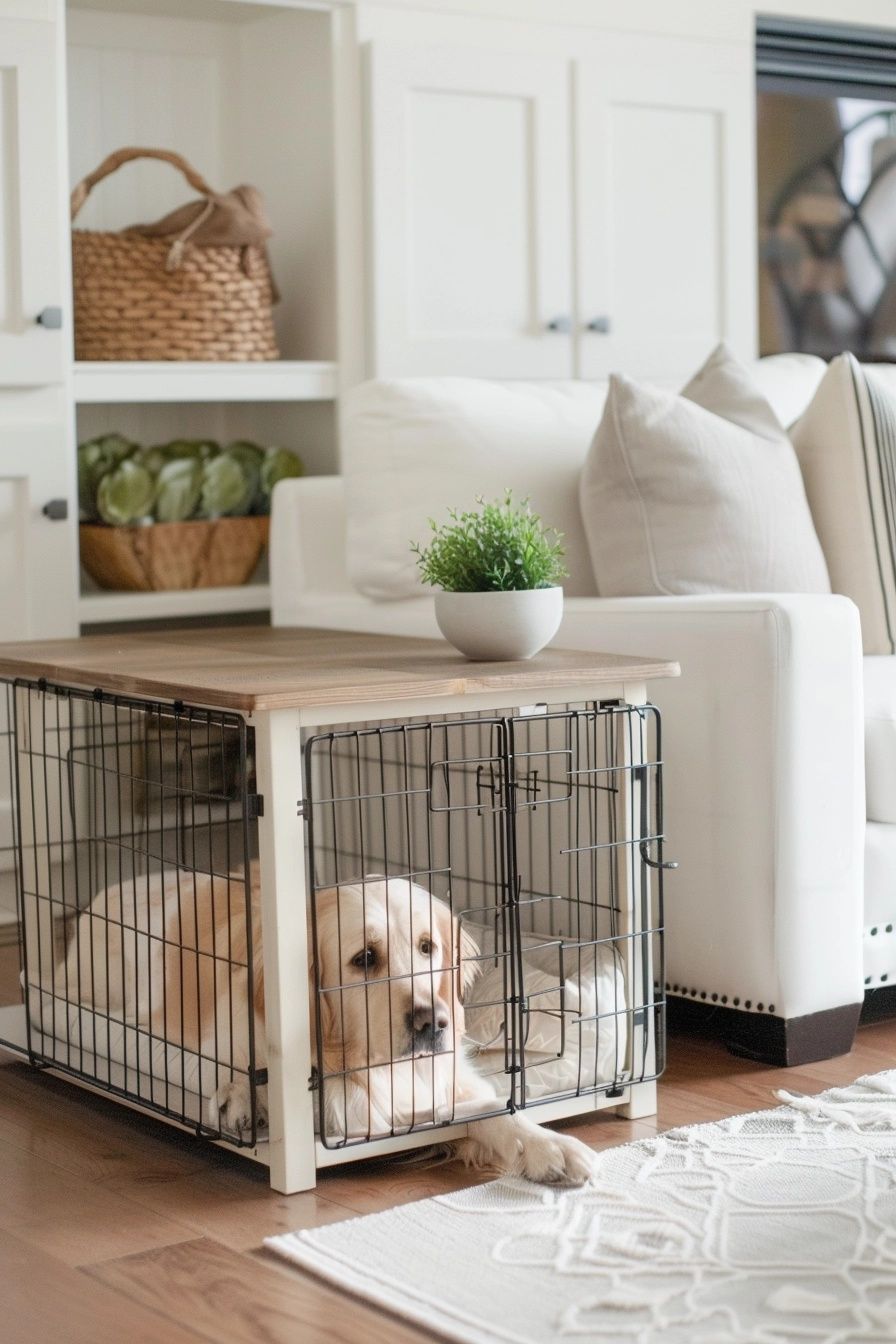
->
[254,708,317,1194]
[617,1079,657,1120]
[620,694,660,1112]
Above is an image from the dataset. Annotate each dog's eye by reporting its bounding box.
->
[419,938,435,957]
[351,947,377,971]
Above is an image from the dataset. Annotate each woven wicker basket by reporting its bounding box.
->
[71,148,279,362]
[80,517,270,592]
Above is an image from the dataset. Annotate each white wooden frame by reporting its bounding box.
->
[253,676,653,1193]
[0,674,656,1194]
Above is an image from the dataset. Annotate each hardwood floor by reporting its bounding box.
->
[1,1016,894,1343]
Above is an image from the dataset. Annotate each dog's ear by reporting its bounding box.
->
[308,946,338,1063]
[308,888,337,1060]
[457,919,481,999]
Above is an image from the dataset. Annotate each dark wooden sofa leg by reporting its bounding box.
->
[666,996,862,1066]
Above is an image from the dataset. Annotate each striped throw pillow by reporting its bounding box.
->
[792,353,896,655]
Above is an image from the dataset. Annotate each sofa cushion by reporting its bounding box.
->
[342,356,829,603]
[791,353,896,656]
[578,344,831,597]
[343,379,604,600]
[749,351,827,428]
[863,657,896,823]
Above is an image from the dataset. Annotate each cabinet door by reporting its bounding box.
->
[367,44,572,378]
[576,40,756,382]
[0,421,77,641]
[0,17,67,386]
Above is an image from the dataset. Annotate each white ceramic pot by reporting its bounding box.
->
[434,586,563,661]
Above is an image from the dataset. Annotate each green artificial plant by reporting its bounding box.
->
[412,491,567,593]
[77,434,304,524]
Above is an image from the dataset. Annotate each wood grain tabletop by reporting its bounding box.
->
[0,627,679,712]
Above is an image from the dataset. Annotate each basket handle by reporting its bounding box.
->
[70,147,216,221]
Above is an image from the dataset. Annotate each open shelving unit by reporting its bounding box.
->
[68,0,339,629]
[74,361,338,405]
[78,583,273,625]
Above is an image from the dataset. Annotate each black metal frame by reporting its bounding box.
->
[0,677,261,1147]
[304,700,668,1151]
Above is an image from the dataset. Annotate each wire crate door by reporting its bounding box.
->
[507,704,666,1109]
[304,718,518,1149]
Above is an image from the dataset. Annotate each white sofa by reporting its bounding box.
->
[269,358,896,1066]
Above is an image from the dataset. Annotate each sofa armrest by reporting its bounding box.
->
[270,477,352,605]
[558,595,865,1027]
[270,476,441,635]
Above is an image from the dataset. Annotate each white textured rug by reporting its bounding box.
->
[266,1072,896,1343]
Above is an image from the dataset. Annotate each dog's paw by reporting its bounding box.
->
[211,1080,268,1141]
[516,1128,595,1187]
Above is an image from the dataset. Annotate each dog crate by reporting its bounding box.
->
[0,632,675,1192]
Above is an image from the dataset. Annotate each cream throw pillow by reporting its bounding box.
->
[579,344,831,597]
[791,352,896,655]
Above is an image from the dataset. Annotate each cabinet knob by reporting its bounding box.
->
[36,306,63,330]
[585,315,612,334]
[42,499,68,521]
[545,315,571,334]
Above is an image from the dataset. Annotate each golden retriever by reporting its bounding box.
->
[58,866,594,1186]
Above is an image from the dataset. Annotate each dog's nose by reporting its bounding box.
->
[412,1004,449,1034]
[407,1004,449,1051]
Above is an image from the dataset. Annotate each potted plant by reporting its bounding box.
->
[411,491,567,660]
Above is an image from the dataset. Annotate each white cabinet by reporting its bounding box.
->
[575,41,755,381]
[0,17,68,387]
[0,417,77,641]
[0,6,76,640]
[365,34,755,383]
[366,45,572,378]
[0,4,74,933]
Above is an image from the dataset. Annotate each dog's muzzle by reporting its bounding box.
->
[407,1005,449,1056]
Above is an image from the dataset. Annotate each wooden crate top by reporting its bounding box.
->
[0,627,679,713]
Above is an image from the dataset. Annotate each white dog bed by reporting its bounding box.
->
[23,982,242,1133]
[24,921,629,1143]
[463,922,629,1101]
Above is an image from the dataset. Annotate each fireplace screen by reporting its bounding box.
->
[757,20,896,360]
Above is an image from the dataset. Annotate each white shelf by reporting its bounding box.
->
[73,361,337,405]
[79,584,271,625]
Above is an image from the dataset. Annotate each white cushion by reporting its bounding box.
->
[462,922,627,1100]
[343,379,604,600]
[863,656,896,823]
[342,356,830,604]
[792,353,896,656]
[749,352,827,429]
[578,344,831,597]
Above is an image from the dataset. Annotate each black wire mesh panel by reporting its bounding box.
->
[0,683,19,995]
[304,701,666,1151]
[0,678,261,1147]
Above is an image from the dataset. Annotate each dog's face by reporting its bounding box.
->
[311,878,478,1070]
